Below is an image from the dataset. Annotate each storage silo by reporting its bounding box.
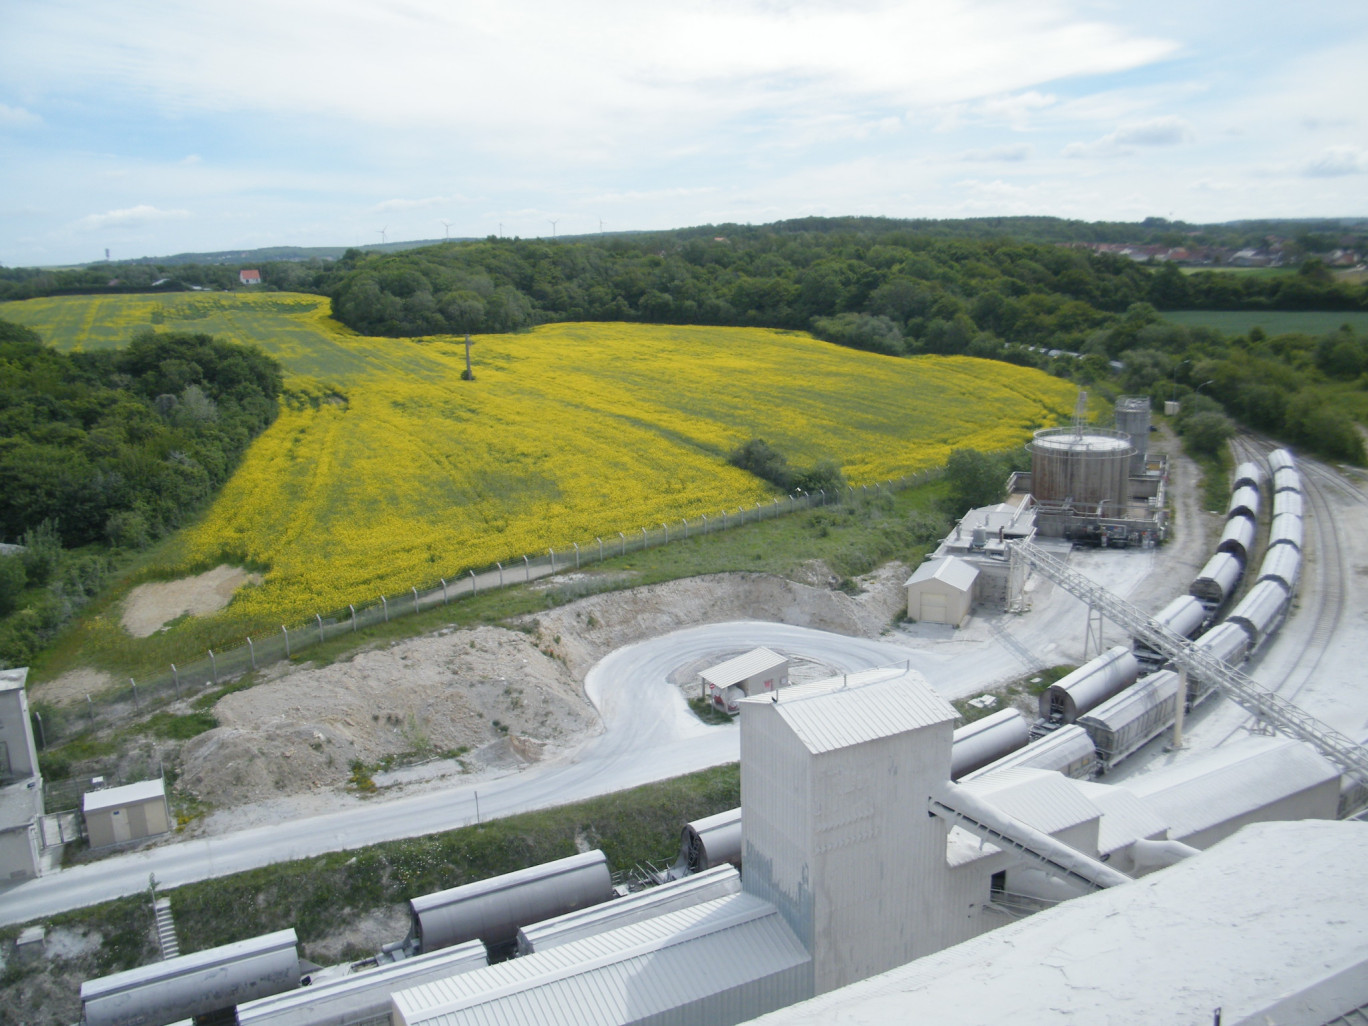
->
[1114,396,1151,476]
[1027,427,1135,510]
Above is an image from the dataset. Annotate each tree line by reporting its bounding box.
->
[0,319,283,665]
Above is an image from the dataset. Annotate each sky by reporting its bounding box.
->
[1,0,1365,267]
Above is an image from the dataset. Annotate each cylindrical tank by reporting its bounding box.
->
[1227,579,1290,647]
[1190,551,1243,609]
[1232,461,1263,491]
[82,929,300,1026]
[1257,544,1302,593]
[1267,448,1296,475]
[951,708,1030,779]
[675,807,743,875]
[409,850,613,954]
[1272,490,1303,519]
[1114,396,1151,476]
[1216,515,1256,564]
[961,724,1098,781]
[1135,595,1205,664]
[1226,484,1260,522]
[1268,512,1303,552]
[1028,427,1135,509]
[1272,466,1301,495]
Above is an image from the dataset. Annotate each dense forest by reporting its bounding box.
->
[0,320,283,663]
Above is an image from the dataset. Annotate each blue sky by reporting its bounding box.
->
[1,0,1365,267]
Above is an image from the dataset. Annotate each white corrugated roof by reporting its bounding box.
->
[957,768,1101,838]
[393,892,809,1026]
[700,647,788,688]
[1071,781,1171,855]
[82,777,166,813]
[904,556,979,591]
[1123,736,1338,839]
[961,724,1095,779]
[738,667,956,755]
[745,820,1368,1026]
[518,866,741,953]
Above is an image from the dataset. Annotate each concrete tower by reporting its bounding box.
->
[738,668,959,995]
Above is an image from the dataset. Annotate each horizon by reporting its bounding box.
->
[2,1,1365,268]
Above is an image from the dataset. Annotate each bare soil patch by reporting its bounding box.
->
[30,667,115,708]
[120,565,263,637]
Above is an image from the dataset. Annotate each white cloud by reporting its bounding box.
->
[1065,116,1196,158]
[1304,146,1367,177]
[374,196,462,213]
[0,102,41,127]
[961,144,1034,163]
[76,204,189,231]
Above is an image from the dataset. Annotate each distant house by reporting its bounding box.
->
[239,269,262,285]
[701,647,789,714]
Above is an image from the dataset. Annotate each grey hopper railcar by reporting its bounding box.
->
[961,724,1098,781]
[1266,448,1296,475]
[1227,579,1290,649]
[950,708,1031,779]
[1191,622,1250,699]
[671,806,743,877]
[1037,645,1140,727]
[235,940,487,1026]
[1134,595,1206,666]
[82,929,300,1026]
[1078,670,1180,772]
[1272,490,1303,519]
[1268,511,1303,552]
[407,849,613,956]
[1216,514,1256,564]
[1190,551,1244,610]
[1257,543,1302,594]
[1226,484,1260,522]
[1271,465,1301,495]
[1232,461,1263,491]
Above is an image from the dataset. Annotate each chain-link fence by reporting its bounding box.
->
[33,473,939,749]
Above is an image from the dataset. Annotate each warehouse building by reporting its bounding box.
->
[904,556,977,626]
[701,647,790,714]
[83,778,172,849]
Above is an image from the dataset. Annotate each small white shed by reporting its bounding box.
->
[905,557,978,627]
[83,778,172,848]
[701,647,789,714]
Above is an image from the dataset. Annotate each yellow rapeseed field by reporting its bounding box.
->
[6,293,1077,625]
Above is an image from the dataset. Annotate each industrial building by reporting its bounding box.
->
[82,778,172,850]
[903,556,977,626]
[701,647,790,713]
[0,667,44,883]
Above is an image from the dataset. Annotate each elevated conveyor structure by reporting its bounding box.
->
[1009,541,1368,800]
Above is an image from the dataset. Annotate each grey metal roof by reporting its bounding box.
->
[82,778,166,814]
[701,647,788,688]
[393,893,810,1026]
[1071,782,1171,855]
[961,725,1096,780]
[0,667,26,693]
[904,556,978,591]
[1123,737,1338,839]
[958,767,1102,839]
[517,866,741,954]
[738,667,956,755]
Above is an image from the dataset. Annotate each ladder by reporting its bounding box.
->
[1010,540,1368,791]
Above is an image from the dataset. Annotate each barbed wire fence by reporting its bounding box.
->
[31,471,941,751]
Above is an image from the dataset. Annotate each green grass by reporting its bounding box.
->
[1162,309,1368,336]
[39,763,740,970]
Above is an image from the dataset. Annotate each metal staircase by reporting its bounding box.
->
[154,896,180,960]
[1010,541,1368,792]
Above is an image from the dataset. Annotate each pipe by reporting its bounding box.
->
[1129,838,1201,872]
[929,782,1131,891]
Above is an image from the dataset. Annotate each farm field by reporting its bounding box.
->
[4,293,1077,630]
[1162,308,1368,336]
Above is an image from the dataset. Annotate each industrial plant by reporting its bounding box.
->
[61,448,1368,1024]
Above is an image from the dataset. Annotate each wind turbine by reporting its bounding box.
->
[376,226,388,246]
[599,218,606,233]
[439,220,453,240]
[548,218,558,239]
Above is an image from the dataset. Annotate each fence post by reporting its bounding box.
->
[683,517,689,538]
[88,695,95,728]
[573,542,580,568]
[247,637,256,670]
[469,569,477,595]
[701,514,708,533]
[756,501,763,519]
[283,624,290,658]
[618,531,625,556]
[412,587,419,615]
[208,650,217,686]
[523,554,530,581]
[497,562,503,587]
[131,679,139,710]
[441,578,448,604]
[317,612,326,643]
[662,522,669,544]
[549,548,556,574]
[349,605,356,632]
[597,537,603,561]
[381,596,389,622]
[32,711,43,751]
[640,526,647,550]
[722,510,728,530]
[172,663,180,696]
